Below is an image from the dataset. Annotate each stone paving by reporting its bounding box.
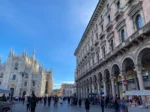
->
[13,102,113,112]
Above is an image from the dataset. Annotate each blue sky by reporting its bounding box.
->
[0,0,98,89]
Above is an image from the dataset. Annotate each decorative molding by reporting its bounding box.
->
[116,19,125,31]
[128,1,143,17]
[107,31,114,40]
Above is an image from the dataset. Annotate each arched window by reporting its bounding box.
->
[117,1,120,10]
[136,15,143,29]
[121,29,126,42]
[12,75,16,80]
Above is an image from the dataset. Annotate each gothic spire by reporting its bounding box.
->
[32,46,36,60]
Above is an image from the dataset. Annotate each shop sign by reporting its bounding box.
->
[125,90,150,96]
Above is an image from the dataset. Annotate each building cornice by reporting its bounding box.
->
[74,0,106,56]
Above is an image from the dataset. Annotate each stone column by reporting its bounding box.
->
[111,76,116,99]
[92,83,94,93]
[103,77,107,96]
[133,75,139,90]
[97,82,100,94]
[121,72,127,99]
[121,72,127,92]
[137,70,144,90]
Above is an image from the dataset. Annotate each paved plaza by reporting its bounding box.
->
[14,102,113,112]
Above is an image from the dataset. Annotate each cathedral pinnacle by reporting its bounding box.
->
[32,46,36,60]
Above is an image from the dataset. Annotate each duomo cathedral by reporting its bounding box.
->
[0,49,53,97]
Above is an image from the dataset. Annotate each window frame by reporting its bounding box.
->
[12,75,16,80]
[135,14,143,30]
[120,29,126,42]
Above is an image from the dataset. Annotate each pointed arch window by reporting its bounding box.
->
[121,29,126,42]
[14,62,19,70]
[136,14,143,29]
[12,75,16,80]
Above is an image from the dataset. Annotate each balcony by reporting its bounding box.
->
[106,21,113,32]
[100,39,106,46]
[127,0,133,6]
[115,9,124,21]
[94,39,99,46]
[99,32,105,40]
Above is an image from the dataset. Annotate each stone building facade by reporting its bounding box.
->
[61,83,76,97]
[0,49,53,97]
[74,0,150,99]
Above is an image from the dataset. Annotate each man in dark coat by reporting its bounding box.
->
[101,97,105,112]
[85,98,90,112]
[44,96,47,106]
[78,99,82,108]
[48,96,51,106]
[30,93,37,112]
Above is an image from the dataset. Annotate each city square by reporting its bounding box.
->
[14,102,112,112]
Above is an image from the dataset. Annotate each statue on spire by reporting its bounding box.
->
[32,46,36,60]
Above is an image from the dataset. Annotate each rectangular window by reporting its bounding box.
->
[24,82,27,86]
[108,15,111,24]
[107,4,109,10]
[32,81,35,86]
[102,46,106,57]
[96,33,98,39]
[110,39,114,51]
[101,25,103,31]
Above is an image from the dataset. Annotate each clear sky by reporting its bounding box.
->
[0,0,98,89]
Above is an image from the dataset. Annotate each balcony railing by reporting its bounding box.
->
[76,22,150,81]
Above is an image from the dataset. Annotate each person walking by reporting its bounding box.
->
[78,99,82,108]
[101,97,105,112]
[48,96,51,106]
[68,97,70,105]
[26,96,31,112]
[30,93,37,112]
[114,100,119,112]
[44,96,47,106]
[85,98,90,112]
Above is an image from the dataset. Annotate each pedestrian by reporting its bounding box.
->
[44,96,47,106]
[105,96,109,108]
[48,96,51,106]
[85,98,90,112]
[78,99,82,108]
[26,96,31,112]
[101,97,105,112]
[68,97,70,105]
[114,100,119,112]
[30,93,37,112]
[22,96,25,105]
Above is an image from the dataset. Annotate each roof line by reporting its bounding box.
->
[74,0,104,56]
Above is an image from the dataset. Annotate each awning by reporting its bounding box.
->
[0,86,10,93]
[125,90,150,96]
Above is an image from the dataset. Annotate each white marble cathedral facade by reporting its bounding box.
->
[0,49,53,97]
[74,0,150,99]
